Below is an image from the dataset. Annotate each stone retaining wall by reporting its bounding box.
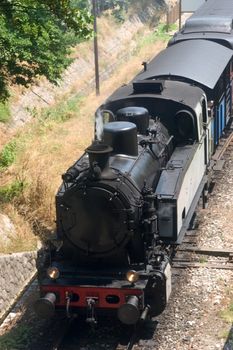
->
[0,251,37,320]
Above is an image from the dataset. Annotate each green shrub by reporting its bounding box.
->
[0,140,18,169]
[0,102,10,123]
[36,95,83,126]
[0,142,16,167]
[155,23,177,41]
[135,23,177,52]
[0,180,26,202]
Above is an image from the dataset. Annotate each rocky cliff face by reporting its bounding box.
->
[0,214,16,249]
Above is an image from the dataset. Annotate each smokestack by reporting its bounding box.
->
[86,141,112,171]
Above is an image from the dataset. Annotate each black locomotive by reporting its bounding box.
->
[34,0,233,325]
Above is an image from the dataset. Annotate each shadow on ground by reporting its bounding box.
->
[60,317,158,350]
[224,324,233,350]
[0,290,62,350]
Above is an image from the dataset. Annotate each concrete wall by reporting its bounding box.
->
[0,251,36,320]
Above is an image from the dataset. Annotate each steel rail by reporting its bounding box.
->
[51,318,74,350]
[212,129,233,161]
[178,246,233,258]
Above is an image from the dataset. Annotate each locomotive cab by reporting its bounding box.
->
[96,79,208,244]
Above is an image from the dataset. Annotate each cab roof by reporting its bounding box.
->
[104,79,204,113]
[185,0,233,34]
[135,40,232,91]
[169,0,233,48]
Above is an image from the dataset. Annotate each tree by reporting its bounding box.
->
[72,0,129,19]
[0,0,93,101]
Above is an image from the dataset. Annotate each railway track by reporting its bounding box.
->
[173,246,233,270]
[49,312,146,350]
[51,318,74,350]
[115,326,140,350]
[212,127,233,162]
[211,125,233,177]
[50,319,142,350]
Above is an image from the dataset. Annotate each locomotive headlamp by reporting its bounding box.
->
[126,270,139,283]
[47,266,60,280]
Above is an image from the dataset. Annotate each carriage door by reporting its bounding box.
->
[202,98,208,164]
[207,101,214,156]
[226,62,232,125]
[219,97,225,137]
[231,61,233,117]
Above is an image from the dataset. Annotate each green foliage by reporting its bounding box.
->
[0,0,93,101]
[0,179,26,202]
[0,0,168,99]
[0,140,17,169]
[75,0,128,12]
[74,0,129,22]
[136,23,178,51]
[73,0,92,10]
[136,31,158,50]
[36,94,83,124]
[0,324,32,349]
[92,0,166,23]
[112,7,126,23]
[155,23,177,40]
[0,101,10,123]
[99,1,128,22]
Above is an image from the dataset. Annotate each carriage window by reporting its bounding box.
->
[175,110,195,141]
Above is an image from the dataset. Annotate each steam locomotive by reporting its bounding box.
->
[34,0,233,325]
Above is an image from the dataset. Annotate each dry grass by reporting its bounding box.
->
[0,204,37,254]
[0,128,8,149]
[0,23,168,251]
